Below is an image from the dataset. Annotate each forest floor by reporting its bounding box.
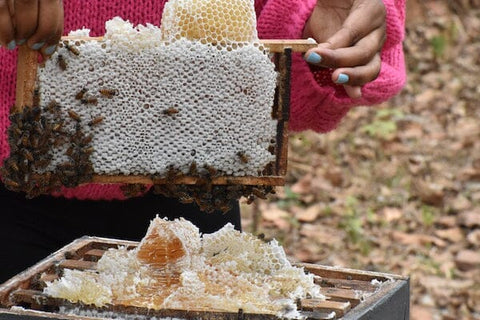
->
[241,1,480,319]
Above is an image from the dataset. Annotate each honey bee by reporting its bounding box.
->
[30,135,40,149]
[52,121,64,132]
[204,164,217,177]
[5,160,20,173]
[65,146,76,157]
[188,161,198,176]
[83,146,94,155]
[252,187,267,200]
[88,116,104,126]
[57,54,67,71]
[99,88,117,99]
[178,192,194,204]
[81,96,98,105]
[45,100,60,114]
[31,106,42,121]
[81,134,93,145]
[34,159,50,169]
[19,133,30,148]
[67,109,81,121]
[162,107,179,116]
[3,177,20,189]
[65,43,80,56]
[75,88,88,100]
[22,148,34,162]
[33,88,40,107]
[236,151,249,164]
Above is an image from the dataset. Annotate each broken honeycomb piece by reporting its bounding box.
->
[45,217,323,318]
[136,218,186,268]
[161,0,258,44]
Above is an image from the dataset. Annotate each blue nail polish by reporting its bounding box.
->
[17,39,26,45]
[44,45,57,55]
[7,40,16,50]
[31,42,45,50]
[336,73,349,84]
[306,52,322,64]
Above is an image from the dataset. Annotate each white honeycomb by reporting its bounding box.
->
[36,13,277,177]
[44,217,324,318]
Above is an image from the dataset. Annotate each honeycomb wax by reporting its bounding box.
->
[161,0,258,44]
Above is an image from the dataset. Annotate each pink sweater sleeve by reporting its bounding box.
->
[257,0,407,132]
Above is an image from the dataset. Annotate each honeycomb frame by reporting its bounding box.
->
[12,39,316,188]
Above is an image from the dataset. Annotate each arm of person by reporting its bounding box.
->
[0,0,63,55]
[256,0,406,132]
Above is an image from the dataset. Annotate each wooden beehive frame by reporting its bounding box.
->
[0,237,409,320]
[13,39,316,187]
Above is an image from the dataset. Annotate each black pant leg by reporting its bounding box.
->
[0,184,240,283]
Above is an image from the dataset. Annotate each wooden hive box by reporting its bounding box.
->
[0,237,410,320]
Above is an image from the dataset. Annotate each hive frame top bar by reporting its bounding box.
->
[59,36,319,53]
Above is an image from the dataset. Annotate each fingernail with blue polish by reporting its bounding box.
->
[7,40,16,50]
[306,52,322,64]
[336,73,349,84]
[44,45,57,55]
[31,42,45,50]
[17,39,26,45]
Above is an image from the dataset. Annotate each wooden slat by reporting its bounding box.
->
[260,39,317,52]
[315,277,379,293]
[9,289,57,307]
[57,260,97,271]
[92,175,285,186]
[322,287,362,307]
[83,249,106,261]
[39,273,59,284]
[60,36,318,53]
[14,45,38,113]
[301,299,351,317]
[298,311,336,320]
[303,263,399,282]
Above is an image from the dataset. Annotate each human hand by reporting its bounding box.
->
[0,0,64,55]
[303,0,386,99]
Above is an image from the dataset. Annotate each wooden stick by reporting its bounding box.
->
[260,39,318,52]
[14,46,38,113]
[92,175,284,186]
[60,36,318,53]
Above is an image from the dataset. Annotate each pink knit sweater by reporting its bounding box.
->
[0,0,406,200]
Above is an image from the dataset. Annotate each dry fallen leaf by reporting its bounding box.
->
[434,228,464,243]
[412,179,445,206]
[459,210,480,228]
[295,204,323,222]
[380,207,403,223]
[455,250,480,272]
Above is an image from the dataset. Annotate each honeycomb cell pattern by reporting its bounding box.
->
[161,0,258,45]
[45,217,323,318]
[36,15,277,177]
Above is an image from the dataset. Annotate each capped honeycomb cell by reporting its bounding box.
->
[161,0,258,44]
